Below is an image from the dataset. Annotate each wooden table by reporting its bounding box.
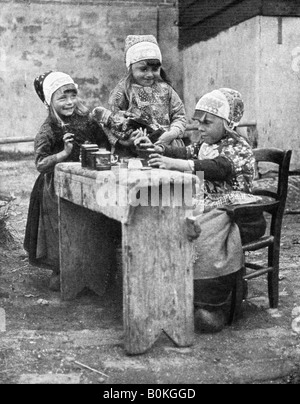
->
[55,163,197,354]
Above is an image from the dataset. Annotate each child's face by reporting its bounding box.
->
[131,60,161,87]
[52,85,78,118]
[194,112,225,144]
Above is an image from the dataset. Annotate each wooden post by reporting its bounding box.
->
[123,186,194,355]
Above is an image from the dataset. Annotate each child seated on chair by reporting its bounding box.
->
[135,88,266,333]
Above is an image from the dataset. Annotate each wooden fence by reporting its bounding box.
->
[0,121,258,146]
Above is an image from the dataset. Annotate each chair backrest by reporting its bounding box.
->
[253,148,292,240]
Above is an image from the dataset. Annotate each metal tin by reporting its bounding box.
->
[80,144,99,168]
[92,149,117,171]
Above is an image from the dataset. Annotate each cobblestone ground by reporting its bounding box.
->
[0,157,300,385]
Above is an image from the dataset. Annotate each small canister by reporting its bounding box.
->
[80,144,99,168]
[92,149,114,171]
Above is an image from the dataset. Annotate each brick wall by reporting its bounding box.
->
[0,0,180,150]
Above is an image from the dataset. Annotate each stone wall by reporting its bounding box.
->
[0,0,180,151]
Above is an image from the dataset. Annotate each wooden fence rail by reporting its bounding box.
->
[0,137,35,145]
[0,121,257,145]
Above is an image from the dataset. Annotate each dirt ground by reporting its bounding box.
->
[1,154,300,385]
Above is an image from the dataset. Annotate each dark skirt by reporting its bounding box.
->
[24,172,59,273]
[24,173,44,264]
[235,212,267,245]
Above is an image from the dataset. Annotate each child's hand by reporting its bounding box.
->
[63,133,74,156]
[186,217,201,241]
[121,128,146,147]
[148,154,174,170]
[118,129,143,147]
[134,135,152,148]
[131,128,146,141]
[134,136,165,154]
[155,131,176,145]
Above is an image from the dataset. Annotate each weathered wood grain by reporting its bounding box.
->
[55,163,197,354]
[123,199,194,354]
[58,199,116,300]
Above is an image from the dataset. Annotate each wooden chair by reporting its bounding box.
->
[223,148,292,324]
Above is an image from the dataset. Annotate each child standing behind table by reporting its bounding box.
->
[24,71,110,291]
[91,35,187,158]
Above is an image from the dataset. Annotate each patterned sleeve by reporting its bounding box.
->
[108,79,129,112]
[220,137,255,193]
[106,80,130,145]
[168,87,187,138]
[34,122,58,174]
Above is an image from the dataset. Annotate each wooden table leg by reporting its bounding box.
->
[122,204,194,355]
[58,198,115,300]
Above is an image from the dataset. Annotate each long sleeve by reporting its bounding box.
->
[107,80,129,145]
[163,144,233,181]
[163,145,188,159]
[108,80,129,113]
[88,118,111,150]
[193,157,233,181]
[168,87,187,138]
[34,121,61,174]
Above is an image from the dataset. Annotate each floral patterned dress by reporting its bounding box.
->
[106,79,186,148]
[166,134,260,211]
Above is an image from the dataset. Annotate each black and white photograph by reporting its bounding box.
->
[0,0,300,386]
